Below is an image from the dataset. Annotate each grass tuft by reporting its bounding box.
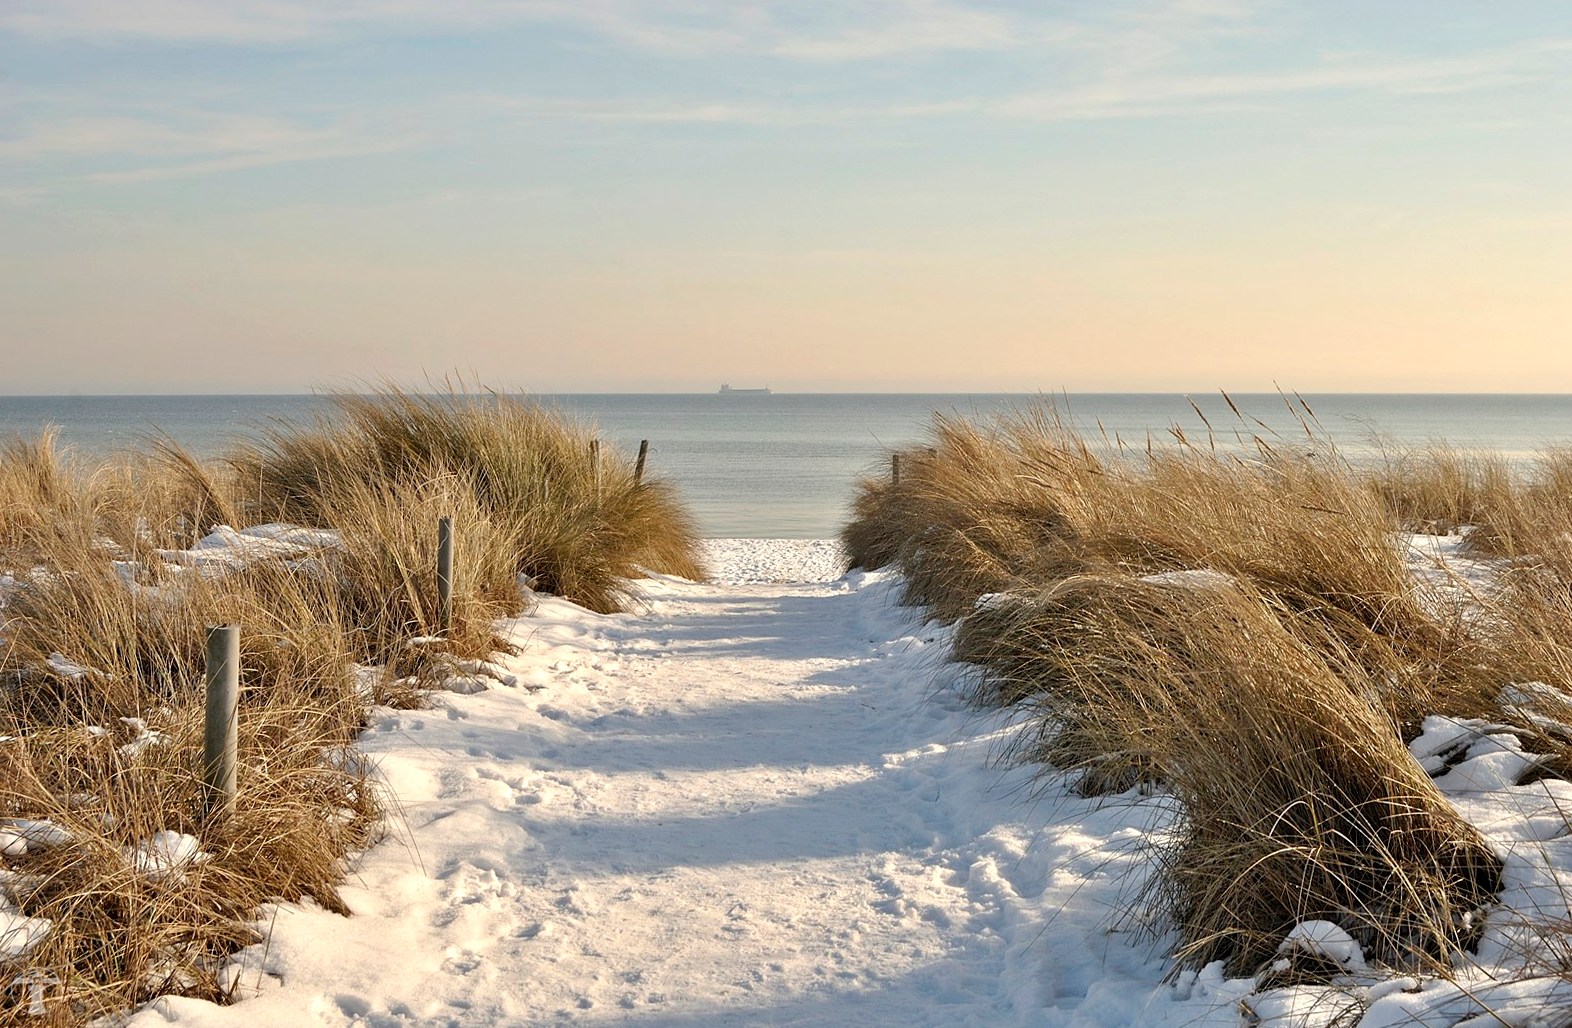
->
[229,385,705,613]
[0,384,704,1022]
[848,398,1527,978]
[960,575,1500,973]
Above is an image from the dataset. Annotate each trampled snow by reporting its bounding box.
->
[107,538,1572,1027]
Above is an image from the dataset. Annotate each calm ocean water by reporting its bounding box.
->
[3,393,1572,538]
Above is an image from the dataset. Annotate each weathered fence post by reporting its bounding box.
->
[437,515,454,636]
[589,439,601,497]
[203,624,239,820]
[634,439,650,485]
[891,452,901,484]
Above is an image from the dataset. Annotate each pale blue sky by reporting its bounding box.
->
[2,2,1569,393]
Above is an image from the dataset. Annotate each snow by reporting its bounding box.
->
[699,538,847,583]
[1138,568,1237,590]
[118,717,173,757]
[1278,921,1367,970]
[128,832,211,882]
[1409,715,1546,791]
[0,909,51,963]
[45,652,101,681]
[49,535,1572,1027]
[155,523,340,572]
[0,819,73,853]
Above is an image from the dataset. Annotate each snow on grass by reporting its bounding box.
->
[0,820,73,854]
[0,909,51,962]
[127,832,211,883]
[156,524,341,570]
[116,538,1572,1027]
[1278,921,1367,971]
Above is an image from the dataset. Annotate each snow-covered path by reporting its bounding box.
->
[104,540,1572,1026]
[130,542,1216,1027]
[388,579,1012,1022]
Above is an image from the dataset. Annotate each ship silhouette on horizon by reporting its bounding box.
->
[718,384,771,395]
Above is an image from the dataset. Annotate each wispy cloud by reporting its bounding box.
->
[767,2,1026,61]
[1,0,334,43]
[991,39,1572,121]
[0,185,46,208]
[0,0,1150,61]
[4,1,1564,200]
[490,96,829,127]
[81,135,422,184]
[0,113,337,161]
[489,92,999,129]
[484,35,1572,130]
[0,109,426,187]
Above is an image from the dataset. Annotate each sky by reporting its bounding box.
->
[1,1,1570,394]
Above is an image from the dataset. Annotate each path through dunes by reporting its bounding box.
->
[124,544,1243,1027]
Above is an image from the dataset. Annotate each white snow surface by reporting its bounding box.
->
[128,832,211,882]
[0,908,51,962]
[155,523,340,572]
[116,538,1572,1027]
[698,538,847,584]
[1278,921,1366,970]
[1,819,73,853]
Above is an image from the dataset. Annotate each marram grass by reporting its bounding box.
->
[842,398,1572,979]
[0,385,705,1022]
[228,386,705,613]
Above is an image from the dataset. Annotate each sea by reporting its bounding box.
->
[4,393,1572,538]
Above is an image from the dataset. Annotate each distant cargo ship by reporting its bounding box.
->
[718,384,771,395]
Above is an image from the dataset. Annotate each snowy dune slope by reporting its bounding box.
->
[123,539,1572,1027]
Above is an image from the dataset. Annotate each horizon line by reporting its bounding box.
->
[7,389,1572,399]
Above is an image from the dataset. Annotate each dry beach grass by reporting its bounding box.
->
[14,384,1572,1018]
[0,387,705,1023]
[844,397,1572,982]
[229,387,705,615]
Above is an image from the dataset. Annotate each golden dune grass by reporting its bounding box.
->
[0,386,705,1021]
[844,399,1544,979]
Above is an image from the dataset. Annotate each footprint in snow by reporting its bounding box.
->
[719,902,753,935]
[555,887,596,917]
[441,950,483,976]
[435,767,469,799]
[333,993,372,1017]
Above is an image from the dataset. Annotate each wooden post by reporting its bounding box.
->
[589,439,600,497]
[891,452,901,484]
[203,624,239,820]
[437,515,454,636]
[634,439,650,485]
